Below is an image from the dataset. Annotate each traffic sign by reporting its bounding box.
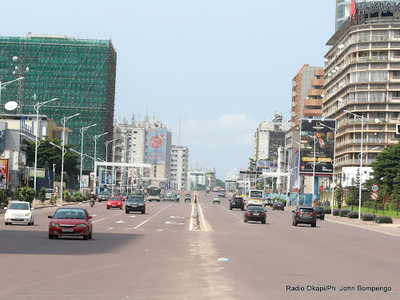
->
[371,192,379,200]
[371,184,379,192]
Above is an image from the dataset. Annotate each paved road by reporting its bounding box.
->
[0,192,399,299]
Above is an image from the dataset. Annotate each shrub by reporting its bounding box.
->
[333,209,340,216]
[39,187,46,204]
[339,209,350,217]
[50,196,57,205]
[375,216,393,224]
[73,192,83,202]
[348,211,359,219]
[323,207,331,214]
[362,214,375,221]
[17,187,36,204]
[63,191,71,202]
[0,189,7,206]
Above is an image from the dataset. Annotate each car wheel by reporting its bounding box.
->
[142,210,145,214]
[244,219,247,223]
[321,216,325,220]
[241,207,244,211]
[48,234,54,239]
[83,234,89,240]
[157,200,160,202]
[125,210,129,214]
[107,207,110,209]
[5,222,9,225]
[293,221,297,226]
[262,220,266,224]
[120,207,122,209]
[89,231,93,239]
[229,207,232,210]
[311,222,316,227]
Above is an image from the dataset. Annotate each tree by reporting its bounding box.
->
[335,183,344,205]
[347,169,360,206]
[17,187,36,204]
[39,187,46,204]
[24,137,80,182]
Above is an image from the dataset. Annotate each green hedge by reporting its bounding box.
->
[375,216,393,224]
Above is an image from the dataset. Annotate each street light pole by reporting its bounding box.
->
[80,123,97,193]
[93,132,108,195]
[344,110,366,220]
[112,143,124,195]
[33,96,58,206]
[61,113,80,206]
[0,77,25,107]
[105,138,117,189]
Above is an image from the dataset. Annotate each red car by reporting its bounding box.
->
[107,196,123,209]
[48,207,93,240]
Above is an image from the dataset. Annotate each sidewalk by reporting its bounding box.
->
[325,214,400,237]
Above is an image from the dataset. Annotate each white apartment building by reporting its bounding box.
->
[170,146,189,190]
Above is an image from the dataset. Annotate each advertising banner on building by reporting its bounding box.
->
[0,159,9,190]
[146,128,167,164]
[299,119,336,176]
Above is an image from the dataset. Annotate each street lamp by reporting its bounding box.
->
[60,113,80,206]
[104,138,117,189]
[80,123,97,193]
[344,110,366,220]
[33,96,59,203]
[93,132,108,195]
[112,142,124,195]
[0,77,25,107]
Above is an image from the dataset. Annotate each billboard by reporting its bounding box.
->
[299,119,336,176]
[0,159,9,190]
[146,128,167,164]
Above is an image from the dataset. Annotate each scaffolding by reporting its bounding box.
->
[0,34,116,171]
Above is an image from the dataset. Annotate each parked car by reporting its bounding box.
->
[48,207,93,240]
[312,206,325,220]
[184,193,191,203]
[244,206,266,224]
[97,191,110,202]
[272,200,284,211]
[292,206,317,227]
[125,195,146,214]
[212,196,220,204]
[106,196,123,209]
[4,201,34,225]
[230,196,245,210]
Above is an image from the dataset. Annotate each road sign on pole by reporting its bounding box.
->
[371,184,379,192]
[370,192,379,200]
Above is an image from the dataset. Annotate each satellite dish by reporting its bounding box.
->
[5,101,18,111]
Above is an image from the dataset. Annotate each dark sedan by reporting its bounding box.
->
[244,206,266,224]
[125,195,146,214]
[230,196,245,210]
[272,201,284,211]
[292,206,317,227]
[312,206,325,220]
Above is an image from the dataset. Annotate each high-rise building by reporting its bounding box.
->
[170,146,189,190]
[336,0,352,31]
[323,4,400,184]
[0,33,117,171]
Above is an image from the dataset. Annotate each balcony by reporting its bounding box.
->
[311,79,324,86]
[304,98,322,107]
[303,109,322,117]
[307,89,323,97]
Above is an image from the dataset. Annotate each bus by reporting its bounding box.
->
[246,189,264,207]
[147,186,161,202]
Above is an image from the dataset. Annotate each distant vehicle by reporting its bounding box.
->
[230,196,245,211]
[312,206,325,220]
[171,193,179,202]
[244,206,266,224]
[184,193,191,203]
[246,190,264,207]
[217,189,226,198]
[125,195,146,214]
[147,186,161,202]
[97,191,110,202]
[272,201,284,211]
[45,188,55,199]
[212,196,220,204]
[48,207,93,240]
[292,206,317,227]
[106,196,123,209]
[119,192,128,201]
[264,197,273,207]
[4,201,34,226]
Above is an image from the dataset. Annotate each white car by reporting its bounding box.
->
[4,201,34,225]
[212,196,220,204]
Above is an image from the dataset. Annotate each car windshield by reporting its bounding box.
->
[249,191,263,198]
[234,197,243,201]
[274,201,282,204]
[313,207,323,211]
[248,206,264,212]
[53,209,87,219]
[108,197,120,201]
[299,208,314,213]
[9,202,29,210]
[127,196,143,202]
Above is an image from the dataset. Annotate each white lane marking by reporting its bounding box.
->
[197,200,208,232]
[116,220,124,224]
[165,221,184,225]
[170,216,185,219]
[189,201,195,231]
[91,214,97,217]
[92,212,124,224]
[129,215,136,218]
[134,204,173,230]
[106,227,114,231]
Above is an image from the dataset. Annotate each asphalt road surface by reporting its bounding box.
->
[0,192,399,300]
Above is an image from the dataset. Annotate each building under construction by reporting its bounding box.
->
[0,33,116,171]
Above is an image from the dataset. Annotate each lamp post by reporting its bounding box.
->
[33,96,58,202]
[344,110,366,220]
[112,142,124,195]
[80,123,97,193]
[60,113,80,206]
[104,138,117,189]
[93,132,108,195]
[0,77,25,107]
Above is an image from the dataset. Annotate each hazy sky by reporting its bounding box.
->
[0,0,336,179]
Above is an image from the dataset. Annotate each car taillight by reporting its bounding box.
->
[246,212,251,215]
[261,213,266,216]
[312,212,316,216]
[296,212,301,215]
